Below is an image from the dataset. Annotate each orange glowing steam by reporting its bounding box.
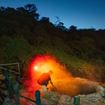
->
[23,54,101,97]
[24,54,72,92]
[30,54,72,81]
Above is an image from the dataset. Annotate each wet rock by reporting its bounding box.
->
[80,93,105,105]
[41,92,60,105]
[57,95,72,105]
[42,91,105,105]
[2,97,16,105]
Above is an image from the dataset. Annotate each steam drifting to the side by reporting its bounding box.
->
[23,54,103,97]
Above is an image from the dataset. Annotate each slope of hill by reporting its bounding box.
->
[0,4,105,82]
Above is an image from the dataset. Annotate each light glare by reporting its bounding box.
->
[34,65,38,71]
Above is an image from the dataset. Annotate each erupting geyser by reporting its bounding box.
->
[23,54,104,97]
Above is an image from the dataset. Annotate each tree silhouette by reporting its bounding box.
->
[24,4,39,19]
[40,17,50,23]
[69,25,77,31]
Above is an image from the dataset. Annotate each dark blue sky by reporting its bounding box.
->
[0,0,105,29]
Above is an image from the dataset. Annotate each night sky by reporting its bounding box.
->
[0,0,105,29]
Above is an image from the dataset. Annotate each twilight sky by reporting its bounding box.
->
[0,0,105,29]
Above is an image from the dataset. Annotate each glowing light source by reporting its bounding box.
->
[34,65,39,71]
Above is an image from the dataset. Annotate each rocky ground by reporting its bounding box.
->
[41,92,105,105]
[2,91,105,105]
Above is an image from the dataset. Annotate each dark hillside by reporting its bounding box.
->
[0,4,105,82]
